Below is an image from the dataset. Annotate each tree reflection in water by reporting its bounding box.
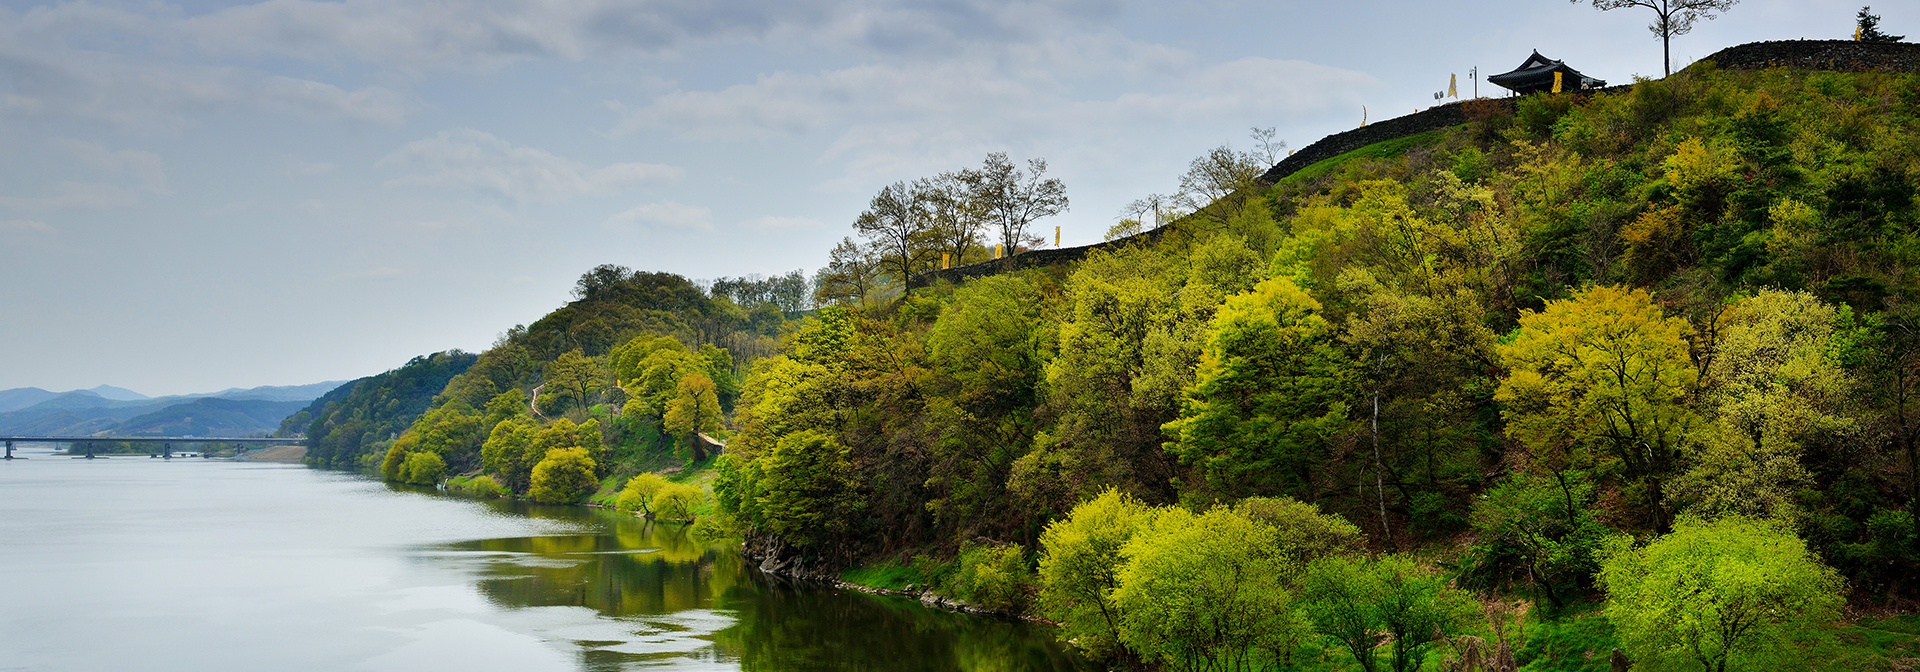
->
[420,498,1088,671]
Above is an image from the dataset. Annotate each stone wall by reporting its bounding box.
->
[1698,39,1920,73]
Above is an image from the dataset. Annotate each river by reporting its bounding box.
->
[0,445,1089,671]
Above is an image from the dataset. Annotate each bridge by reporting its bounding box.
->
[1,435,305,460]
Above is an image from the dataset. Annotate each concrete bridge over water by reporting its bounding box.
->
[1,435,305,460]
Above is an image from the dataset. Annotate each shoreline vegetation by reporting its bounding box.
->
[280,37,1920,670]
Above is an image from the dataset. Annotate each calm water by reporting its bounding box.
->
[0,446,1087,672]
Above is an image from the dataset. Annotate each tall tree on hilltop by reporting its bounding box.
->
[1576,0,1738,76]
[854,181,936,285]
[960,152,1068,258]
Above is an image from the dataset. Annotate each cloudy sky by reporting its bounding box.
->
[0,0,1904,396]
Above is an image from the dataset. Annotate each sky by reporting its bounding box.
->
[0,0,1908,396]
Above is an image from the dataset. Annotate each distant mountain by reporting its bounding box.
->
[0,388,58,413]
[115,398,311,437]
[86,385,149,401]
[206,381,348,402]
[0,379,353,437]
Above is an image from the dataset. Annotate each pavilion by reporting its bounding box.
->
[1487,50,1606,95]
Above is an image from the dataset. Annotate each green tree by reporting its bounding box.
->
[1497,285,1700,531]
[529,446,598,504]
[663,371,723,463]
[1470,471,1607,610]
[1036,488,1153,660]
[854,181,937,285]
[1599,516,1845,672]
[543,348,603,413]
[618,472,670,514]
[651,482,706,522]
[1679,289,1855,520]
[1300,555,1480,672]
[481,417,536,492]
[1857,6,1904,41]
[755,430,859,549]
[400,451,447,485]
[1112,506,1310,672]
[1164,275,1353,501]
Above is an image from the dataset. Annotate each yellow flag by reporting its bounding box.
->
[1856,25,1863,40]
[1056,226,1061,246]
[1552,71,1563,93]
[995,244,1003,259]
[1448,73,1458,98]
[942,253,950,270]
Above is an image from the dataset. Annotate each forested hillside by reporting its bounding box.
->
[347,45,1920,671]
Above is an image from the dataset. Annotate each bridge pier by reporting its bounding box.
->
[162,443,172,460]
[4,440,16,460]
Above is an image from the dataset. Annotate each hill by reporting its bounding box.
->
[0,381,348,437]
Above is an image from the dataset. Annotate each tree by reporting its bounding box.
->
[1576,0,1738,76]
[813,237,882,306]
[1301,555,1480,672]
[481,417,537,492]
[1599,516,1845,672]
[618,472,670,514]
[543,348,602,413]
[1470,472,1607,610]
[1857,6,1905,42]
[854,181,936,285]
[1037,488,1154,661]
[1172,145,1266,227]
[400,451,447,486]
[1678,290,1855,520]
[1112,507,1310,672]
[1496,285,1699,531]
[755,430,859,549]
[651,482,706,522]
[920,172,986,269]
[663,372,723,463]
[1164,275,1353,501]
[960,152,1068,257]
[529,446,598,503]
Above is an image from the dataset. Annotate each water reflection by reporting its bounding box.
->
[414,498,1089,671]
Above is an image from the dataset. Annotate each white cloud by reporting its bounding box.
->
[0,219,53,233]
[605,201,713,231]
[380,129,682,202]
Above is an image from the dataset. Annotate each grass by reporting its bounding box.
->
[840,560,928,591]
[1514,606,1619,672]
[1271,127,1454,187]
[1841,614,1920,671]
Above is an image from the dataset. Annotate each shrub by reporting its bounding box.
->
[462,474,508,497]
[949,541,1032,613]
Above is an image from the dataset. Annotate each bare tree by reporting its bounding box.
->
[853,181,936,285]
[1578,0,1738,76]
[1172,145,1265,227]
[960,152,1068,257]
[918,172,984,269]
[1122,193,1174,230]
[1248,126,1287,166]
[813,237,881,307]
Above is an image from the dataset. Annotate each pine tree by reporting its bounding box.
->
[1858,6,1905,42]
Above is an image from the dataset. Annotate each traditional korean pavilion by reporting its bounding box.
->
[1487,50,1606,94]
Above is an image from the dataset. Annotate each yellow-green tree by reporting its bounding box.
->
[530,446,597,503]
[663,371,722,463]
[756,430,859,549]
[1678,289,1855,521]
[1036,488,1153,660]
[1497,285,1699,530]
[651,482,705,523]
[481,417,536,492]
[400,451,447,485]
[1112,506,1312,672]
[618,472,670,515]
[1600,516,1844,672]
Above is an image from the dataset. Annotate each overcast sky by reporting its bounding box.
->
[0,0,1905,396]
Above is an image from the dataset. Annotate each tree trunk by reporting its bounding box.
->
[1373,389,1394,550]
